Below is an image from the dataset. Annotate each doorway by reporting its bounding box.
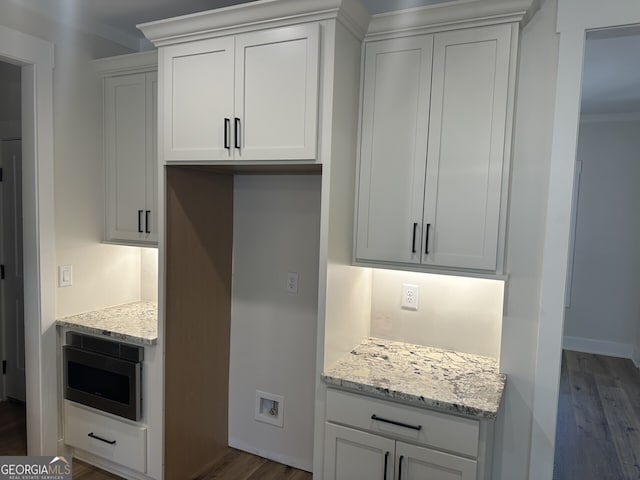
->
[0,60,25,406]
[553,25,640,479]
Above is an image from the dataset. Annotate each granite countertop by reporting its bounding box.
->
[321,337,506,419]
[57,301,158,345]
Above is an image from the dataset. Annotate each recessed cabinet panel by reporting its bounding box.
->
[163,38,235,161]
[355,35,433,263]
[396,442,477,480]
[324,423,394,480]
[235,24,319,160]
[423,25,511,270]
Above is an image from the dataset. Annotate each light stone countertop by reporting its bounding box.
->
[57,301,158,345]
[321,337,506,419]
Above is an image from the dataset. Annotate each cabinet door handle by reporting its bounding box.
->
[234,117,241,150]
[137,210,143,233]
[383,451,389,480]
[371,414,422,431]
[224,118,231,150]
[88,432,116,445]
[411,223,418,253]
[425,223,431,255]
[145,210,151,234]
[398,455,404,480]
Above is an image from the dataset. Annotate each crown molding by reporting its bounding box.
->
[365,0,532,40]
[138,0,371,47]
[93,51,158,76]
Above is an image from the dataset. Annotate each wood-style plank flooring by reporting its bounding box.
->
[0,400,312,479]
[553,350,640,480]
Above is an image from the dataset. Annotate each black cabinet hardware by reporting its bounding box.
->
[398,455,404,479]
[224,118,231,150]
[137,210,143,233]
[383,451,389,480]
[412,223,418,253]
[425,223,431,255]
[234,117,241,149]
[145,210,151,234]
[88,432,116,445]
[0,265,4,280]
[371,414,422,431]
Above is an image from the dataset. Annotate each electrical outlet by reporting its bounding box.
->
[401,284,419,310]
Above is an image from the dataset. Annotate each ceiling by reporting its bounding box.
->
[14,0,455,51]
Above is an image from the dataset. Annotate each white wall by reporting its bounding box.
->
[493,0,559,478]
[564,117,640,359]
[0,1,145,319]
[140,247,158,302]
[229,175,321,471]
[370,269,504,358]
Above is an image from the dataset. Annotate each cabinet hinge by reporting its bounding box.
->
[2,360,6,375]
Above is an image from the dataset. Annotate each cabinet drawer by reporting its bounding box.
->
[326,389,479,458]
[64,402,146,473]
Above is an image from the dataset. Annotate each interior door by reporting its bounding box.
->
[1,139,25,402]
[234,24,320,160]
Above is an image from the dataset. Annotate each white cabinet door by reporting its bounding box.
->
[162,37,235,161]
[324,423,395,480]
[355,35,433,264]
[105,73,148,243]
[145,72,158,242]
[423,24,511,270]
[396,442,477,480]
[234,24,319,160]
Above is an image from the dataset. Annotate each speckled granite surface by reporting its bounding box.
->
[322,337,506,419]
[57,301,158,345]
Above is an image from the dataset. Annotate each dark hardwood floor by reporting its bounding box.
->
[0,400,312,479]
[554,350,640,480]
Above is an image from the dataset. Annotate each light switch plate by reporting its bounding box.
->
[58,265,73,287]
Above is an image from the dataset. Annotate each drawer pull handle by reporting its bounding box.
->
[371,414,422,431]
[88,432,116,445]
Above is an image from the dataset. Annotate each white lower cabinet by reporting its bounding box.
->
[325,423,476,480]
[324,389,487,480]
[64,401,147,474]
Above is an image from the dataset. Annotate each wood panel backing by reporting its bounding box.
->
[165,167,234,480]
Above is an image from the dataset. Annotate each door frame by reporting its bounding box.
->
[0,25,56,455]
[530,0,640,478]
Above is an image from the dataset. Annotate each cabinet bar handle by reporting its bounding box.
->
[88,432,116,445]
[137,210,143,233]
[224,118,231,150]
[371,414,422,431]
[383,451,389,480]
[234,117,241,150]
[145,210,151,234]
[425,223,431,255]
[411,223,418,253]
[398,455,404,480]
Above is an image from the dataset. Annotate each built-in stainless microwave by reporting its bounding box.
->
[63,332,143,421]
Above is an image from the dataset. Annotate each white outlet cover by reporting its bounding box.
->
[401,283,419,310]
[286,272,299,294]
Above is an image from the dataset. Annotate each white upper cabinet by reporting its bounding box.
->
[355,23,516,274]
[101,56,158,246]
[423,25,511,271]
[355,35,433,264]
[161,24,319,162]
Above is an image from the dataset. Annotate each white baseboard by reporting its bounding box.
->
[228,438,313,473]
[563,335,637,361]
